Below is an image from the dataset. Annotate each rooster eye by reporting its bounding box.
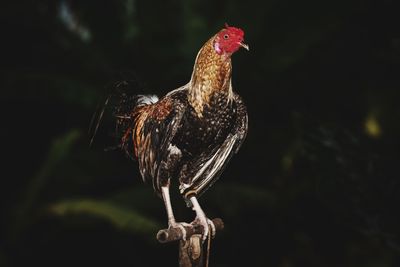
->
[223,34,229,39]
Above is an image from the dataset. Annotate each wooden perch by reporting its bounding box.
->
[156,218,224,267]
[157,218,224,243]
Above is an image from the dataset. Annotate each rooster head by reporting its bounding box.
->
[214,24,249,55]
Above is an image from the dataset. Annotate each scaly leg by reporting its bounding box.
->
[161,185,189,240]
[189,195,216,241]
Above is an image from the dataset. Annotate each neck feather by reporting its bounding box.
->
[188,36,233,117]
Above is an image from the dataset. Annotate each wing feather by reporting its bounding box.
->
[180,93,248,198]
[133,96,186,191]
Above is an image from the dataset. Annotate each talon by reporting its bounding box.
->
[169,222,191,241]
[189,196,216,242]
[207,218,216,238]
[202,223,209,242]
[193,217,212,242]
[176,224,187,241]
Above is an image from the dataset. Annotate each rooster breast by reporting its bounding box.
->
[169,89,247,199]
[128,86,247,200]
[173,90,235,158]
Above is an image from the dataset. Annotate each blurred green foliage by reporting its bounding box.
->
[1,0,399,266]
[50,199,160,236]
[13,130,81,236]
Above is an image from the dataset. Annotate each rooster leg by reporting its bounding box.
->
[189,195,216,241]
[161,185,189,240]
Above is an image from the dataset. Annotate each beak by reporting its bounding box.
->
[238,41,249,51]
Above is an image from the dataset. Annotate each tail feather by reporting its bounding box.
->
[88,75,158,158]
[116,94,159,159]
[88,94,111,147]
[135,95,159,106]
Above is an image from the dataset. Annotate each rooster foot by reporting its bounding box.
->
[168,221,191,241]
[192,216,216,242]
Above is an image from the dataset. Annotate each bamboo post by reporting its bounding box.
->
[156,218,224,267]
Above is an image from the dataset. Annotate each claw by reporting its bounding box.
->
[192,216,215,242]
[169,221,191,241]
[189,196,216,242]
[207,218,216,238]
[200,218,209,242]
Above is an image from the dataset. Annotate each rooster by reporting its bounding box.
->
[116,24,248,240]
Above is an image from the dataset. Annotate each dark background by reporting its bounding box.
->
[1,0,400,266]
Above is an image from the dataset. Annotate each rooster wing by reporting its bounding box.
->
[129,94,187,192]
[179,93,248,198]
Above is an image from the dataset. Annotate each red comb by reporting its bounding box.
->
[223,23,244,36]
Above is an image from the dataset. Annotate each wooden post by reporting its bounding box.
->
[179,234,203,267]
[156,218,224,267]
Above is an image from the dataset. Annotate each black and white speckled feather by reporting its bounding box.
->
[116,26,249,202]
[121,86,247,200]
